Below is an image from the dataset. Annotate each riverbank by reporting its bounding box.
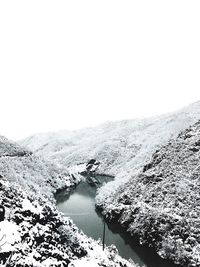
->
[0,136,136,267]
[56,177,181,267]
[96,121,200,267]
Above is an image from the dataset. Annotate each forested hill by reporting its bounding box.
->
[21,101,200,179]
[0,136,135,267]
[19,101,200,266]
[96,120,200,266]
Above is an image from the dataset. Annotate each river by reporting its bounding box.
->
[56,175,180,267]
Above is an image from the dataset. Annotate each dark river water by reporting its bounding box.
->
[56,175,180,267]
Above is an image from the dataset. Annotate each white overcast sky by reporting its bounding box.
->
[0,1,200,140]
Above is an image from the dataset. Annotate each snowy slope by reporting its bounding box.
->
[0,136,135,267]
[21,101,200,178]
[19,101,200,266]
[0,135,30,157]
[96,120,200,266]
[0,135,78,200]
[20,101,200,205]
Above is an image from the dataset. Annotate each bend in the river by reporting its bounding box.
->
[56,175,181,267]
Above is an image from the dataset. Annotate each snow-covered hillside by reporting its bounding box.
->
[0,136,135,267]
[21,102,200,178]
[20,102,200,206]
[19,101,200,266]
[0,136,77,200]
[96,120,200,266]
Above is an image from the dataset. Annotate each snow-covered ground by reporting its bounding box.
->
[19,101,200,266]
[96,120,200,266]
[21,102,200,176]
[20,101,200,207]
[0,136,136,266]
